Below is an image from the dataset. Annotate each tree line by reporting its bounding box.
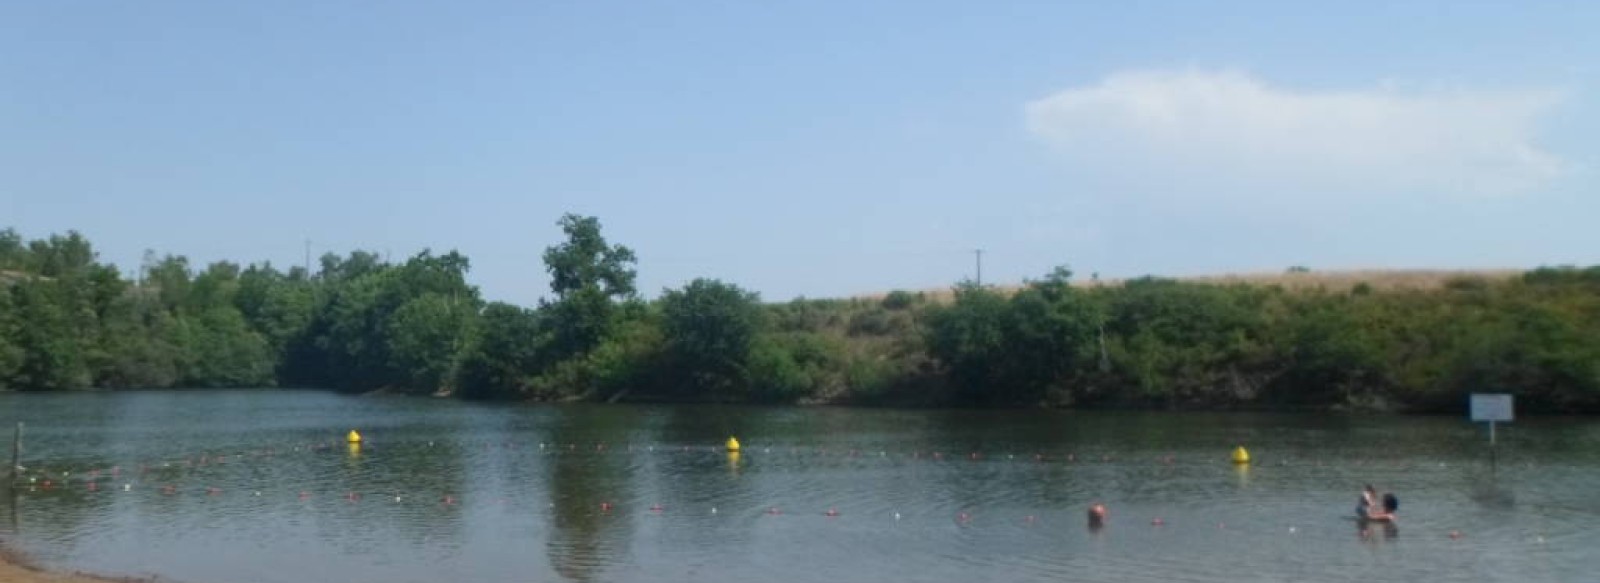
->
[2,218,1598,413]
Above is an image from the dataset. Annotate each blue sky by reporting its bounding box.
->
[4,1,1597,303]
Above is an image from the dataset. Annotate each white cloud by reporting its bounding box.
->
[1024,70,1565,198]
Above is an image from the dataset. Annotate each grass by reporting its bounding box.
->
[858,268,1524,304]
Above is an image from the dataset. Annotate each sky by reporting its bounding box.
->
[3,1,1598,303]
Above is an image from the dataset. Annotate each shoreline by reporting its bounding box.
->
[0,540,153,583]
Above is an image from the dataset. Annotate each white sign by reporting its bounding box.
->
[1470,393,1514,422]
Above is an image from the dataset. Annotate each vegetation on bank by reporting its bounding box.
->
[2,219,1598,413]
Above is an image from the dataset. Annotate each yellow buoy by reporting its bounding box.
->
[1231,446,1250,465]
[725,436,741,452]
[347,430,362,444]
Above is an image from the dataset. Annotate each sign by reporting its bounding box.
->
[1470,393,1514,422]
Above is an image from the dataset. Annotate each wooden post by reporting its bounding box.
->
[8,422,19,487]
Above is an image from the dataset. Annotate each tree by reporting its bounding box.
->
[387,293,474,393]
[7,280,91,390]
[0,290,24,388]
[660,278,763,400]
[1001,267,1099,404]
[186,306,274,387]
[924,282,1009,404]
[541,214,637,358]
[457,302,546,399]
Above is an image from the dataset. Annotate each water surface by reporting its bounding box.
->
[1,391,1595,583]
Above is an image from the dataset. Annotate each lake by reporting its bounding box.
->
[1,391,1596,583]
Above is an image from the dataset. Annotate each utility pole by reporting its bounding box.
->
[974,249,984,286]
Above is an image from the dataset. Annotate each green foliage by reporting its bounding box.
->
[660,278,764,400]
[924,283,1009,404]
[881,290,918,310]
[6,280,92,390]
[387,293,474,393]
[540,214,638,359]
[456,302,546,400]
[2,224,1599,414]
[186,307,274,387]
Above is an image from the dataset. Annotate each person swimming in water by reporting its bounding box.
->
[1087,503,1108,530]
[1367,493,1399,521]
[1356,484,1378,519]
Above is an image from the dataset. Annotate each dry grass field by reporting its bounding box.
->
[858,268,1525,304]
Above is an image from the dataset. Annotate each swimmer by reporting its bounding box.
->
[1356,484,1378,519]
[1087,503,1108,529]
[1366,493,1399,522]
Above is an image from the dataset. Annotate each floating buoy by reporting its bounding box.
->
[1449,530,1462,540]
[347,430,361,444]
[650,503,663,513]
[1231,446,1250,465]
[894,512,901,521]
[600,502,613,512]
[767,507,782,515]
[711,507,718,514]
[1151,517,1165,526]
[726,436,741,452]
[825,508,839,517]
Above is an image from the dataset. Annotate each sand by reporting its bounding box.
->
[0,545,152,583]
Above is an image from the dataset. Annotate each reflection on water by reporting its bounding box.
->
[0,391,1597,583]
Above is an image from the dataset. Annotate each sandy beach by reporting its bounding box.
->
[0,545,149,583]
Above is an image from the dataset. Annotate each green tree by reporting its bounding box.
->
[457,302,546,399]
[387,293,475,393]
[1000,267,1100,405]
[7,281,92,390]
[186,306,274,387]
[540,214,637,359]
[659,278,763,401]
[924,282,1009,404]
